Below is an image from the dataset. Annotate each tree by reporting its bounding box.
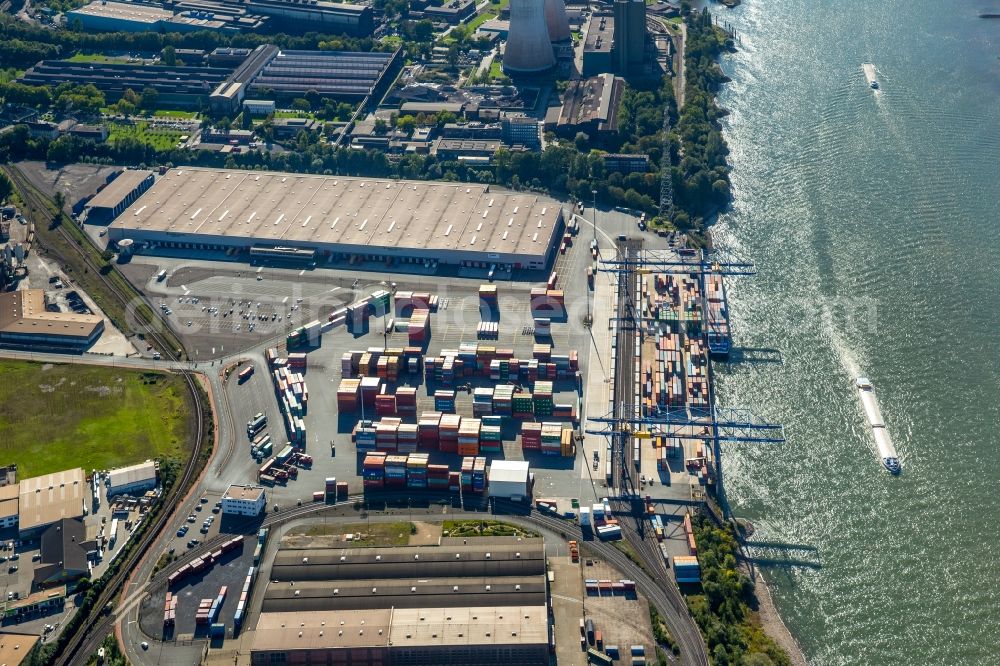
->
[291,98,311,112]
[161,45,176,66]
[396,115,416,135]
[140,86,159,111]
[53,191,66,213]
[373,118,388,134]
[0,172,12,204]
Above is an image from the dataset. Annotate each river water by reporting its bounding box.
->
[707,0,1000,663]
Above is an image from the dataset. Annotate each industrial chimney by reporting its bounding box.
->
[503,0,556,74]
[543,0,571,42]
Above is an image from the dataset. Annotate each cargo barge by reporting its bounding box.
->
[856,377,901,474]
[704,270,732,358]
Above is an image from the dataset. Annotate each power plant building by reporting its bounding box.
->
[613,0,646,73]
[503,0,556,74]
[542,0,571,41]
[103,168,565,271]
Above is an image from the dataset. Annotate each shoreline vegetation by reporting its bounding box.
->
[687,514,792,666]
[652,8,735,243]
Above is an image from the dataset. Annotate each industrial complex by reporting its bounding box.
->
[102,167,566,270]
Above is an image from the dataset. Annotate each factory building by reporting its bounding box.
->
[262,576,547,612]
[0,290,104,351]
[221,484,266,516]
[17,469,86,539]
[209,46,400,115]
[106,461,158,497]
[553,73,623,139]
[244,0,374,35]
[271,541,545,581]
[0,632,39,666]
[247,49,401,101]
[582,13,614,76]
[613,0,646,74]
[19,61,232,109]
[34,518,95,587]
[0,485,18,530]
[251,538,548,664]
[85,170,155,224]
[209,44,281,115]
[104,168,565,271]
[250,606,550,666]
[66,0,253,33]
[419,0,477,24]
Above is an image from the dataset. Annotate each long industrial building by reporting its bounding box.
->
[20,61,233,108]
[210,46,401,114]
[104,168,565,270]
[250,606,549,666]
[250,538,549,665]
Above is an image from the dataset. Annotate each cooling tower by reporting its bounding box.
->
[543,0,571,42]
[503,0,556,74]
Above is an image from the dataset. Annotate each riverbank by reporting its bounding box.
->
[752,572,808,666]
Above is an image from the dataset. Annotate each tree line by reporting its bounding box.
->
[667,9,734,233]
[686,515,791,666]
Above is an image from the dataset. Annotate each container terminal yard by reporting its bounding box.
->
[0,163,785,666]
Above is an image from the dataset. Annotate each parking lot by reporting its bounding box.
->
[137,537,255,643]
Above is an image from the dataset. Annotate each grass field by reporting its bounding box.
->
[108,122,184,151]
[67,54,141,64]
[152,110,199,119]
[0,360,195,478]
[289,521,413,547]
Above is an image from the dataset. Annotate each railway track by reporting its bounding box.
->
[3,166,211,666]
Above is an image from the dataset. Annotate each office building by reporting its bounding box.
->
[221,484,266,516]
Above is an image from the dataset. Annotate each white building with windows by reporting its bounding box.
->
[221,484,266,516]
[243,99,276,115]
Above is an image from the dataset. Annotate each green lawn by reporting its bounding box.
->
[0,361,195,478]
[108,121,184,151]
[152,110,199,120]
[274,110,316,120]
[67,54,141,64]
[442,520,537,538]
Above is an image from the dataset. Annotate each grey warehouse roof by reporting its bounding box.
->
[261,575,547,612]
[108,168,563,259]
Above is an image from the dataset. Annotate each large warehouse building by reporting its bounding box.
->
[104,168,565,270]
[250,538,549,665]
[250,606,549,666]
